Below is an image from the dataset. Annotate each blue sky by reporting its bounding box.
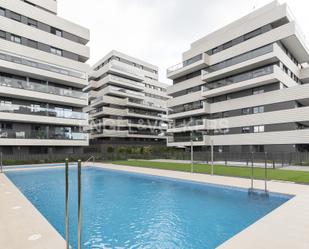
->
[58,0,309,83]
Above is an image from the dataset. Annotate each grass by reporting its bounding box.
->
[111,160,309,184]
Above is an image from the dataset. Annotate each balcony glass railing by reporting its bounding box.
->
[202,44,273,76]
[0,130,87,140]
[110,60,144,79]
[109,86,145,97]
[174,119,204,128]
[0,104,87,120]
[128,98,165,109]
[171,102,204,114]
[0,75,87,99]
[0,50,86,79]
[168,135,203,143]
[203,65,274,91]
[167,54,203,73]
[109,75,144,88]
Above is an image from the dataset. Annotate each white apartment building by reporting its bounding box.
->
[0,0,90,155]
[84,50,169,150]
[167,1,309,154]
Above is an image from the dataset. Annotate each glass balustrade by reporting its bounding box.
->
[203,65,274,91]
[0,50,86,79]
[0,129,87,140]
[0,103,87,120]
[202,44,273,75]
[110,60,144,79]
[110,75,144,88]
[0,75,87,99]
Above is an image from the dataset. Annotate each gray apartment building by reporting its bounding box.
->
[84,50,169,151]
[167,1,309,153]
[0,0,90,155]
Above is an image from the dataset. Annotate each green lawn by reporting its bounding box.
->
[111,160,309,184]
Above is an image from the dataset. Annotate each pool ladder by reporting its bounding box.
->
[248,152,269,196]
[0,152,3,173]
[65,159,83,249]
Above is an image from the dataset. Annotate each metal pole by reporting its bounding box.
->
[211,139,214,175]
[190,139,193,173]
[65,159,69,249]
[264,152,268,192]
[0,152,3,173]
[251,152,254,189]
[77,160,82,249]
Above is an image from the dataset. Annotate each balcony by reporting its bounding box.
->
[0,75,87,100]
[126,98,166,111]
[168,101,210,119]
[201,44,274,81]
[0,103,87,120]
[0,49,86,79]
[108,75,145,91]
[167,53,209,80]
[99,86,145,100]
[0,130,87,140]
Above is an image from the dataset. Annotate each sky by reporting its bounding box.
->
[58,0,309,84]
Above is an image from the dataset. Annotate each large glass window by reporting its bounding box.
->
[51,27,62,37]
[242,127,251,133]
[50,47,62,56]
[11,12,21,22]
[242,108,251,115]
[27,18,37,28]
[253,106,264,114]
[0,30,6,40]
[253,125,265,133]
[0,8,5,16]
[10,35,21,44]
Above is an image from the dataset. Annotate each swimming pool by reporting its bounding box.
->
[6,166,291,249]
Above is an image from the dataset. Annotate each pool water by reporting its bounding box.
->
[6,167,291,249]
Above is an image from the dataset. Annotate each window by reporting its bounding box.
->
[223,112,229,118]
[11,12,21,22]
[242,107,251,115]
[0,8,5,17]
[50,47,62,56]
[253,106,264,114]
[27,18,37,28]
[253,87,264,95]
[27,39,38,49]
[11,35,21,44]
[253,125,265,133]
[51,27,62,37]
[242,127,251,133]
[0,30,6,40]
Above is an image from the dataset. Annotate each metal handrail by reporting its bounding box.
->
[0,152,3,173]
[84,155,95,166]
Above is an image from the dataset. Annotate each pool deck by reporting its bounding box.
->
[1,163,309,249]
[0,173,66,249]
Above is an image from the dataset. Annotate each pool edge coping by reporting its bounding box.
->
[0,173,66,249]
[2,162,309,249]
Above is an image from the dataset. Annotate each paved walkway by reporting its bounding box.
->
[147,159,309,171]
[0,173,65,249]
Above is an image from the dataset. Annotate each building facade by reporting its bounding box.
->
[167,1,309,153]
[84,51,169,150]
[0,0,90,155]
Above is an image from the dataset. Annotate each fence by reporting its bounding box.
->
[1,150,309,167]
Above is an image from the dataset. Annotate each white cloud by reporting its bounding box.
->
[58,0,309,84]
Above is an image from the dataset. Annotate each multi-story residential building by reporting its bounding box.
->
[0,0,90,155]
[167,1,309,153]
[84,50,169,150]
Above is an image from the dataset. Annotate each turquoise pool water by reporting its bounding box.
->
[6,166,291,249]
